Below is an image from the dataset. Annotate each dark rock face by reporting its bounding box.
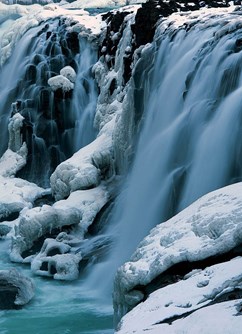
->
[101,0,230,86]
[101,11,131,70]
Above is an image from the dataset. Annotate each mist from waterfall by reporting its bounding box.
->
[87,18,242,298]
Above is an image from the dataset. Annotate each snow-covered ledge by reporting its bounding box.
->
[116,256,242,333]
[113,182,242,325]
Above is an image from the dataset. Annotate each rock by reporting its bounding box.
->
[48,75,74,92]
[0,268,34,309]
[60,66,76,83]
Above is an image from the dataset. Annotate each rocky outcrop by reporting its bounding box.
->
[0,269,34,309]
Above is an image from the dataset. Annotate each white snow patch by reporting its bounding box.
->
[117,256,242,333]
[48,75,74,92]
[60,66,76,83]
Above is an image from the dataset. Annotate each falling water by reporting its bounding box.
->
[0,18,98,187]
[88,15,242,297]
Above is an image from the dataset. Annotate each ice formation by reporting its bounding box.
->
[0,268,34,309]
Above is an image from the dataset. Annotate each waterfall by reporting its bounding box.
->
[87,14,242,297]
[0,18,98,187]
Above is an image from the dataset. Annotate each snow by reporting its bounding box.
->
[116,256,242,333]
[0,176,48,222]
[60,66,76,83]
[48,75,74,92]
[31,238,81,280]
[10,184,109,263]
[60,0,143,9]
[119,299,242,334]
[0,3,104,66]
[113,182,242,322]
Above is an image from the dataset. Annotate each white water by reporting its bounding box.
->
[72,38,98,151]
[87,17,242,297]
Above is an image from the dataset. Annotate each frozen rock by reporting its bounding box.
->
[51,120,114,200]
[60,66,76,83]
[113,182,242,322]
[0,268,34,309]
[48,75,74,92]
[0,176,48,222]
[53,185,109,236]
[10,185,108,262]
[0,112,27,178]
[31,238,81,280]
[0,146,27,178]
[10,204,81,263]
[116,256,242,333]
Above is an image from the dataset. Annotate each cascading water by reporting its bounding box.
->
[0,18,98,187]
[87,12,242,298]
[72,38,98,151]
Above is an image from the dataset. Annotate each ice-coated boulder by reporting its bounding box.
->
[113,182,242,323]
[0,112,27,178]
[48,75,74,92]
[10,205,81,263]
[116,256,242,333]
[60,66,76,83]
[0,176,48,222]
[10,185,109,263]
[0,268,34,309]
[31,238,81,281]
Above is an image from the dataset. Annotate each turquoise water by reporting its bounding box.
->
[0,240,113,334]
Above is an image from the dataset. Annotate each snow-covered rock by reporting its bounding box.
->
[48,75,74,92]
[31,238,81,280]
[10,204,81,263]
[113,182,242,323]
[0,176,48,222]
[116,256,242,333]
[0,268,34,309]
[10,184,109,262]
[60,66,76,83]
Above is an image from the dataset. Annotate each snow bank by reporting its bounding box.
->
[117,256,242,333]
[61,0,145,9]
[113,182,242,322]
